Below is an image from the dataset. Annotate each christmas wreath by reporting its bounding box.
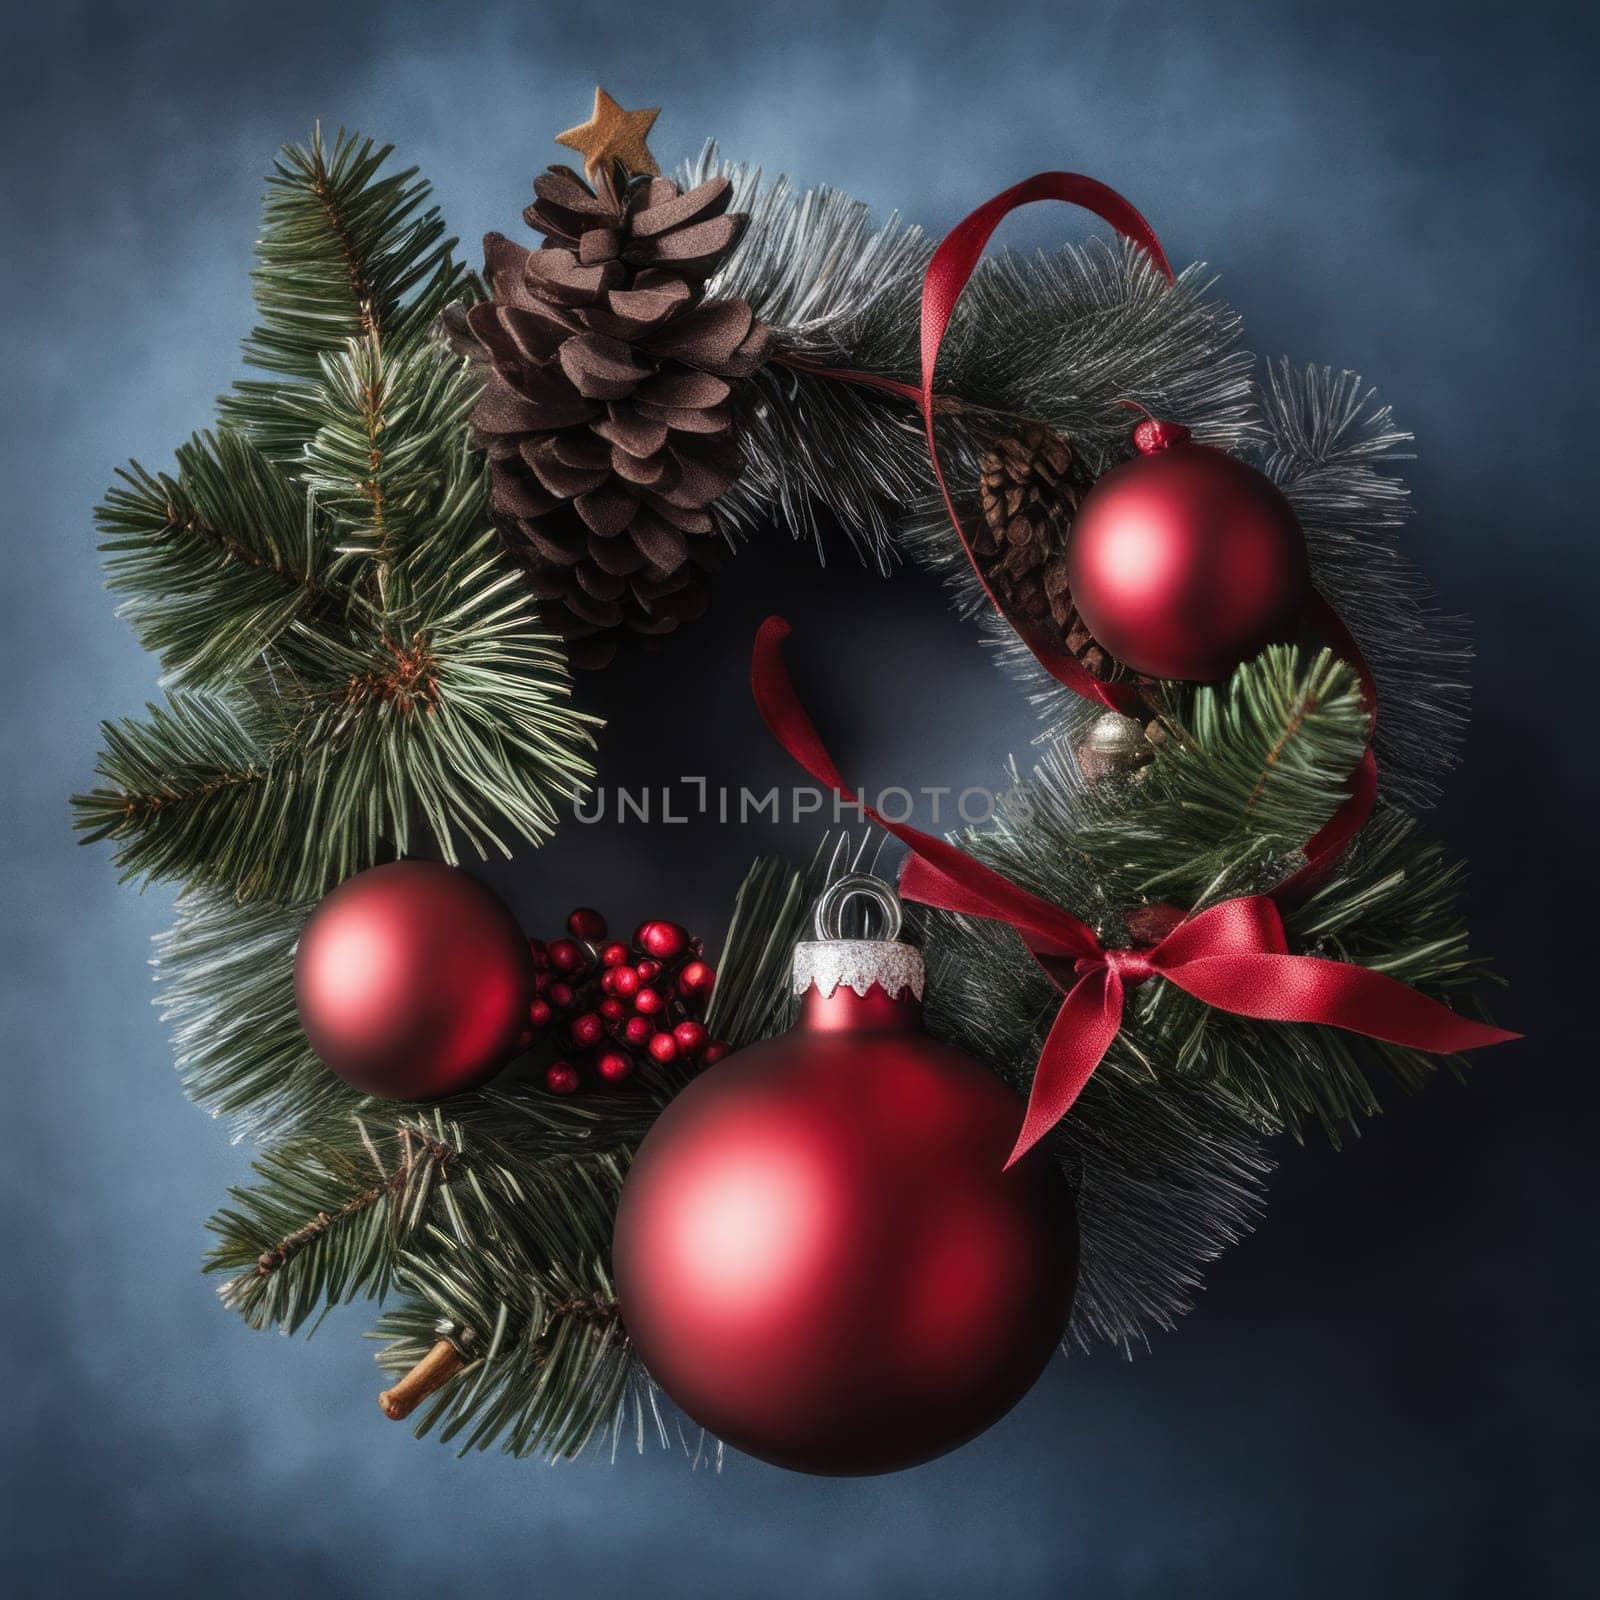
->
[75,90,1516,1474]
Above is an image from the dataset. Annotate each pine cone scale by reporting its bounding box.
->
[640,368,730,407]
[577,482,641,537]
[558,333,652,398]
[596,409,668,456]
[525,449,607,500]
[628,176,734,237]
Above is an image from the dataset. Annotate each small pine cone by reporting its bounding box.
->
[972,424,1157,683]
[975,425,1102,667]
[458,164,771,668]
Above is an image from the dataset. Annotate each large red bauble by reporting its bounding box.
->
[294,861,534,1099]
[1066,428,1311,681]
[614,951,1077,1475]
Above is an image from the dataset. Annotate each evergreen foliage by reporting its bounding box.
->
[73,129,595,901]
[222,130,470,454]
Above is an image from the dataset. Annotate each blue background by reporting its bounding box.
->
[4,1,1595,1593]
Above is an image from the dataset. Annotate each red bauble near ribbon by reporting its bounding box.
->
[294,860,534,1099]
[1065,422,1312,682]
[614,876,1078,1476]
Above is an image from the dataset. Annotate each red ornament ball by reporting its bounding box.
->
[634,986,665,1016]
[648,1031,680,1064]
[599,940,631,968]
[615,962,1077,1475]
[1066,423,1311,681]
[294,861,533,1099]
[609,965,642,998]
[567,907,608,941]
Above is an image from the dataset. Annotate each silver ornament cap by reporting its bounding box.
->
[791,874,925,1001]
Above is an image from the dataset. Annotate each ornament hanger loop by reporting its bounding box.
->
[813,874,903,943]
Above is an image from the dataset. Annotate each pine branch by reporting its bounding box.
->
[98,432,353,686]
[293,331,481,569]
[220,127,468,455]
[153,888,356,1139]
[74,688,277,883]
[371,1151,648,1462]
[209,1091,657,1462]
[1263,360,1471,809]
[965,646,1369,934]
[75,529,597,901]
[1100,644,1372,903]
[705,857,807,1044]
[687,143,931,566]
[209,1120,459,1333]
[79,130,596,902]
[207,1090,660,1331]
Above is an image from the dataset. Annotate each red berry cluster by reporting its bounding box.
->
[525,908,729,1095]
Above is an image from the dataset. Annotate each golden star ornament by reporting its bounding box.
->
[556,88,661,181]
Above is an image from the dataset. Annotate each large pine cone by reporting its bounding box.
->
[972,424,1115,678]
[460,165,771,668]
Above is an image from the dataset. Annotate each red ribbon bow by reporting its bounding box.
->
[752,617,1518,1168]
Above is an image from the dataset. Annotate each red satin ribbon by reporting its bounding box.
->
[920,175,1172,720]
[752,617,1517,1167]
[916,174,1378,893]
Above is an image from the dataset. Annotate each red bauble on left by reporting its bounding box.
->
[294,861,534,1099]
[1066,422,1311,681]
